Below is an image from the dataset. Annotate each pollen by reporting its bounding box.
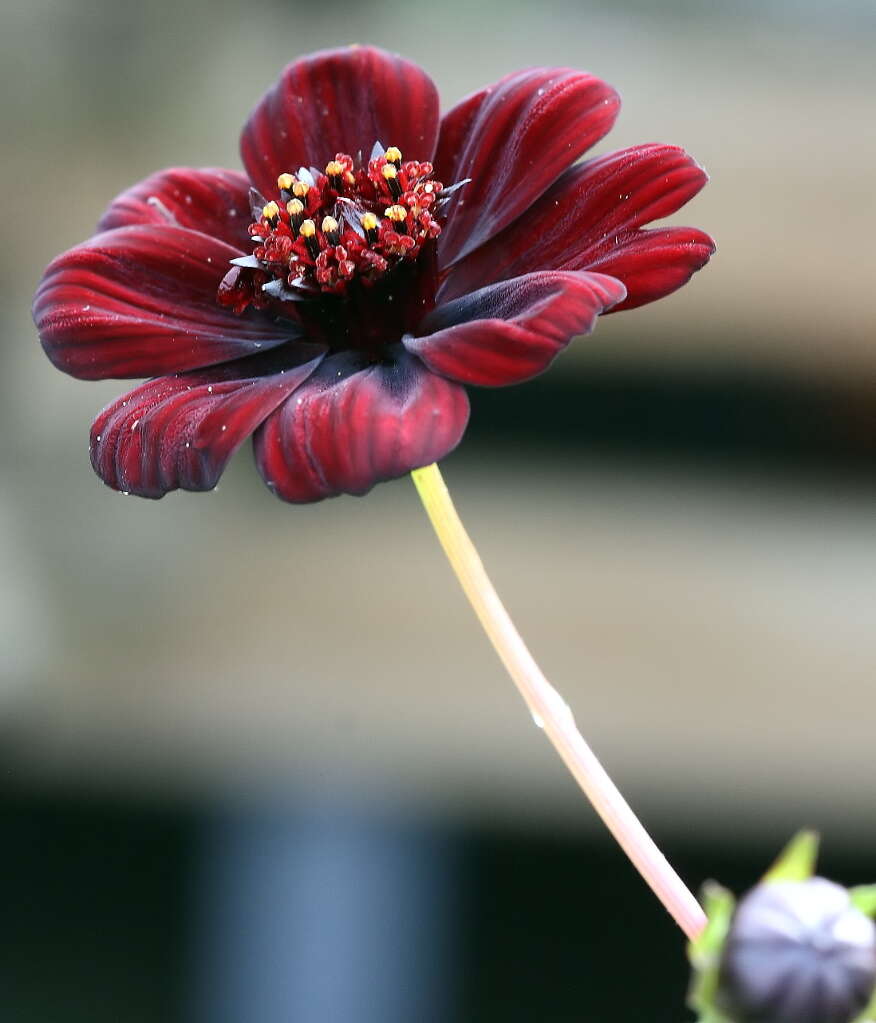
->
[382,162,402,200]
[325,160,347,191]
[299,217,320,259]
[223,144,450,302]
[361,211,379,244]
[321,216,340,245]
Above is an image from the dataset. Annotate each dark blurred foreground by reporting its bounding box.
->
[5,787,875,1023]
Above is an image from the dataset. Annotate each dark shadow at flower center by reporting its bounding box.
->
[291,252,439,359]
[217,143,455,361]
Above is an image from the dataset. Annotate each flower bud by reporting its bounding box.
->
[718,878,876,1023]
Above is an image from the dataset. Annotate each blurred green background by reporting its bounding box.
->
[2,0,876,1020]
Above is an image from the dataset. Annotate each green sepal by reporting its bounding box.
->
[856,992,876,1023]
[687,881,736,1022]
[850,885,876,918]
[853,890,876,1022]
[761,829,819,883]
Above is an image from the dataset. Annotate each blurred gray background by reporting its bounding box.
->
[2,0,876,1020]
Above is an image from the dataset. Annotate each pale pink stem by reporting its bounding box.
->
[412,463,706,941]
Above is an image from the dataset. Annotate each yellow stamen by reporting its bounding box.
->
[277,172,295,192]
[325,160,344,178]
[321,215,340,235]
[360,212,379,232]
[382,163,402,199]
[299,218,320,258]
[385,204,407,223]
[286,198,304,218]
[261,201,280,223]
[385,146,402,167]
[292,181,310,200]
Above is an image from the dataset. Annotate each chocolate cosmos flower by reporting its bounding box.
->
[33,46,714,502]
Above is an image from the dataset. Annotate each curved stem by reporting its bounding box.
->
[411,462,706,941]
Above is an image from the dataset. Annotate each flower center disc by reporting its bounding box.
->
[219,143,446,301]
[216,144,455,358]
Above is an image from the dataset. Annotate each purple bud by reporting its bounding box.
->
[718,878,876,1023]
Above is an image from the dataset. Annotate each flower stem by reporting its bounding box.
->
[411,462,707,941]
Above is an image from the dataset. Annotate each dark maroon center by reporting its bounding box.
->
[217,144,453,359]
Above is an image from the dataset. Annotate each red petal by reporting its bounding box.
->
[404,271,625,387]
[434,69,620,268]
[33,225,296,380]
[97,167,252,251]
[90,346,325,498]
[254,349,469,503]
[441,144,711,300]
[586,226,715,312]
[240,46,440,198]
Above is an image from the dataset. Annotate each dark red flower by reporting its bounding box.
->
[33,45,714,502]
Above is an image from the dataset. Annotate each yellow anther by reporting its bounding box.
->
[286,198,304,217]
[277,172,295,191]
[360,212,379,232]
[385,204,407,223]
[382,162,402,199]
[299,219,316,238]
[325,160,344,178]
[261,201,280,222]
[321,216,340,235]
[292,181,310,199]
[385,146,402,166]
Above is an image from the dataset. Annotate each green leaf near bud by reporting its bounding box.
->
[688,882,736,1021]
[851,886,876,919]
[761,829,819,883]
